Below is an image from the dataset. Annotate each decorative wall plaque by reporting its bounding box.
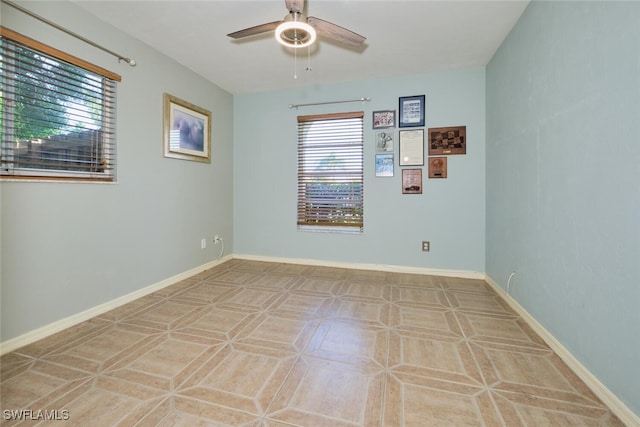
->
[428,126,466,155]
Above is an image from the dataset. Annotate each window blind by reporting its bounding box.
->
[1,28,119,181]
[297,111,364,230]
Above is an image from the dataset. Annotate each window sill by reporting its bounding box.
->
[1,176,116,184]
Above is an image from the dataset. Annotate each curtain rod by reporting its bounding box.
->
[289,97,371,109]
[1,0,136,67]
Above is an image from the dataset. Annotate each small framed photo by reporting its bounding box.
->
[375,130,394,153]
[428,157,447,178]
[163,93,211,163]
[372,110,395,129]
[375,153,394,177]
[428,126,466,155]
[399,95,425,127]
[402,169,422,194]
[399,129,424,166]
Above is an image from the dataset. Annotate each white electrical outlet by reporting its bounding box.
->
[201,238,207,249]
[214,235,221,244]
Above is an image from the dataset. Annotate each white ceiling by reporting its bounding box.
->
[72,0,529,95]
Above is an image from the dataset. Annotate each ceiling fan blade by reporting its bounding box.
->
[227,21,282,39]
[285,0,304,14]
[307,16,366,47]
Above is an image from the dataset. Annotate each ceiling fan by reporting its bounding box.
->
[227,0,366,49]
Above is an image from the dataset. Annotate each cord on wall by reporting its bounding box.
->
[216,237,224,260]
[507,271,516,294]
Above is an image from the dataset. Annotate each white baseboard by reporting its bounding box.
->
[2,255,636,425]
[0,255,232,356]
[484,274,640,427]
[233,253,485,280]
[0,254,482,356]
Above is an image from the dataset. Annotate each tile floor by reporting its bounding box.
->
[1,259,624,426]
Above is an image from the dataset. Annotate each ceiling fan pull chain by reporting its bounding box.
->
[306,44,312,72]
[294,44,298,79]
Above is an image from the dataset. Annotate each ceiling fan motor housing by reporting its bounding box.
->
[276,12,316,48]
[281,28,312,45]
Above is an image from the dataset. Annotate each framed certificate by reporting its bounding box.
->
[399,129,424,166]
[399,95,425,127]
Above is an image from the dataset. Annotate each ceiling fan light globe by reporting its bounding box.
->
[275,21,316,48]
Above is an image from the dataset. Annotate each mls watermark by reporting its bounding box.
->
[3,409,70,421]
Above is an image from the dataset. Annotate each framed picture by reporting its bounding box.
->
[399,129,424,166]
[372,110,395,129]
[375,130,394,153]
[399,95,425,127]
[375,153,394,177]
[402,169,422,194]
[428,157,447,178]
[163,93,211,163]
[428,125,466,155]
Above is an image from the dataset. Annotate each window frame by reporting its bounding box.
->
[297,111,364,233]
[0,27,120,182]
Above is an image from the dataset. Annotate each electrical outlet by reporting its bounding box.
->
[201,238,207,249]
[422,241,430,252]
[214,235,221,244]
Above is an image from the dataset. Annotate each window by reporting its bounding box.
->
[297,111,364,232]
[1,28,119,181]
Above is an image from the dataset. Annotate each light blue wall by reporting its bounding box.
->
[486,1,640,415]
[234,69,485,272]
[0,1,234,341]
[2,0,638,417]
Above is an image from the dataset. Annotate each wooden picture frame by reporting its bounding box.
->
[399,95,425,127]
[428,125,466,155]
[399,129,424,166]
[372,110,395,129]
[428,157,447,178]
[163,93,211,163]
[402,169,422,194]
